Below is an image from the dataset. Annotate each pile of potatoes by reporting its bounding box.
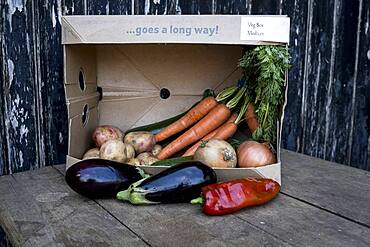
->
[82,125,162,166]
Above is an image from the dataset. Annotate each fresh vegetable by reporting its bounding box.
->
[92,125,124,147]
[125,89,216,135]
[151,144,162,156]
[155,96,218,143]
[124,131,156,154]
[136,152,152,160]
[117,161,217,204]
[124,143,136,159]
[245,103,259,133]
[157,85,248,160]
[139,156,159,166]
[151,156,193,167]
[100,140,127,163]
[153,86,238,143]
[237,141,276,167]
[83,148,100,160]
[191,178,280,215]
[127,158,141,166]
[239,46,290,144]
[182,113,238,156]
[65,159,148,198]
[157,104,231,160]
[183,98,249,157]
[193,139,237,168]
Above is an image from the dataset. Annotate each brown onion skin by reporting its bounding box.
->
[237,141,277,168]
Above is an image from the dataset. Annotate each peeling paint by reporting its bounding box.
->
[7,0,24,32]
[52,5,57,28]
[7,59,14,90]
[19,150,23,167]
[105,1,109,14]
[8,0,24,15]
[59,132,63,144]
[20,124,29,140]
[145,0,150,15]
[57,0,62,25]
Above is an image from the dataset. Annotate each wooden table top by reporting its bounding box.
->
[0,150,369,247]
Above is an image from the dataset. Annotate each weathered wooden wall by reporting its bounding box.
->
[0,0,369,175]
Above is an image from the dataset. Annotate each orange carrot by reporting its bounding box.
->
[155,97,218,142]
[157,104,231,160]
[245,103,259,133]
[183,113,238,156]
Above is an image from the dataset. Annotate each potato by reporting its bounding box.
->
[124,143,136,159]
[82,148,100,160]
[136,152,152,160]
[126,158,141,166]
[92,125,124,148]
[100,139,126,163]
[139,156,159,166]
[124,131,155,154]
[151,144,162,156]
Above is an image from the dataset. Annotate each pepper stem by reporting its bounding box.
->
[190,197,204,205]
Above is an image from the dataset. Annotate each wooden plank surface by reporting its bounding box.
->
[281,149,370,227]
[0,167,147,247]
[52,151,370,247]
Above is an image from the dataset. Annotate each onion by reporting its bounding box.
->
[237,141,276,168]
[193,139,237,168]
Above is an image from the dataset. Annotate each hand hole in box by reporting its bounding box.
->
[160,88,170,99]
[79,69,86,91]
[81,104,89,126]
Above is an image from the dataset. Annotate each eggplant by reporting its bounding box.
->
[65,159,148,198]
[116,161,217,204]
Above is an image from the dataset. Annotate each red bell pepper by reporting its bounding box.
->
[191,178,280,216]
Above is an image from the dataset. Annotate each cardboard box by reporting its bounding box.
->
[62,15,290,184]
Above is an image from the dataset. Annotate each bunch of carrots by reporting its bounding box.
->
[155,84,256,160]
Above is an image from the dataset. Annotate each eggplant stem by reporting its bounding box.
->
[190,197,204,205]
[117,190,130,201]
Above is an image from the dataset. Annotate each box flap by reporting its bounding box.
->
[62,15,290,45]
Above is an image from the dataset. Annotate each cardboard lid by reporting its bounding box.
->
[62,15,290,45]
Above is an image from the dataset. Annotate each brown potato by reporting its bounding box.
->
[124,143,136,159]
[100,139,126,163]
[82,148,100,160]
[124,131,155,154]
[92,125,124,148]
[136,152,152,160]
[139,156,159,166]
[126,158,141,166]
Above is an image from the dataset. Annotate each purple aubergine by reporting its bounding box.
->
[65,159,148,198]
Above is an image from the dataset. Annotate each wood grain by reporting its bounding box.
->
[236,194,370,247]
[0,167,148,247]
[53,162,370,247]
[281,149,370,226]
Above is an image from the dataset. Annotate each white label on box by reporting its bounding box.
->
[240,17,290,43]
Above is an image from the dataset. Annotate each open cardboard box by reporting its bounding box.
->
[62,15,290,184]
